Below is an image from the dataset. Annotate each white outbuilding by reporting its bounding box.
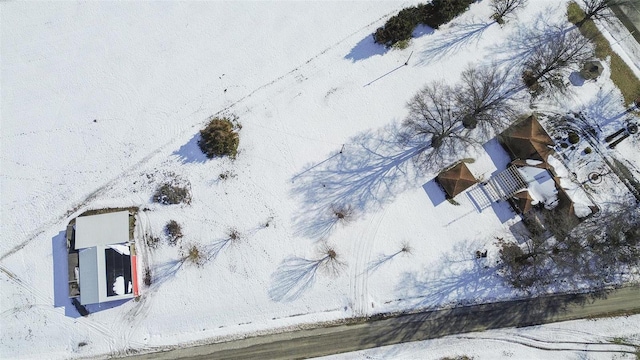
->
[73,211,137,305]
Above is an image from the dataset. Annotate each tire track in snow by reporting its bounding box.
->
[350,207,387,316]
[458,333,638,355]
[1,7,399,261]
[1,265,118,350]
[0,265,51,305]
[211,9,399,119]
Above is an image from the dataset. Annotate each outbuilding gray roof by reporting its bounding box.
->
[75,211,129,250]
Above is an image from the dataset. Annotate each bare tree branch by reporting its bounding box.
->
[403,82,475,169]
[491,0,528,24]
[456,64,518,136]
[578,0,632,24]
[498,201,640,291]
[522,27,594,92]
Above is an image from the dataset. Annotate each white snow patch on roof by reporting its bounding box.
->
[518,166,558,210]
[549,155,595,218]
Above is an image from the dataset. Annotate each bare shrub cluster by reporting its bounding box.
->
[153,175,192,205]
[146,235,161,249]
[316,241,346,277]
[331,204,354,224]
[180,244,206,267]
[165,220,183,246]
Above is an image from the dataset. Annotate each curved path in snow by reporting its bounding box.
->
[124,285,640,360]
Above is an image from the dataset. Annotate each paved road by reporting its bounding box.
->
[612,2,640,44]
[126,286,640,360]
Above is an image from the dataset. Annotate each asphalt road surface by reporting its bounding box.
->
[126,286,640,360]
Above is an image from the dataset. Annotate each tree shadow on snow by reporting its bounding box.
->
[268,257,322,302]
[290,122,427,240]
[173,133,208,164]
[491,10,573,69]
[149,259,185,292]
[395,239,509,310]
[417,21,493,65]
[366,250,406,274]
[361,239,615,348]
[345,34,389,62]
[580,88,629,131]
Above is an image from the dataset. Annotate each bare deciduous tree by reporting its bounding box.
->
[499,202,640,291]
[578,0,632,24]
[497,233,550,290]
[456,64,517,135]
[491,0,528,24]
[331,203,354,225]
[316,241,346,277]
[268,241,345,301]
[522,28,593,92]
[180,244,206,267]
[403,82,474,168]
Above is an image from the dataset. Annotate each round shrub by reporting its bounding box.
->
[424,0,474,28]
[165,220,183,246]
[584,147,592,154]
[373,1,472,47]
[198,117,240,159]
[374,8,419,47]
[568,132,580,144]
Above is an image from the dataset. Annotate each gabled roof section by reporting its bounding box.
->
[499,115,555,161]
[437,162,477,198]
[512,190,534,214]
[75,211,130,249]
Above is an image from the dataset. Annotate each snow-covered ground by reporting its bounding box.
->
[323,314,640,360]
[1,1,638,359]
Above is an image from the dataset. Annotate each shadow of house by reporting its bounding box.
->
[436,162,478,198]
[53,230,84,318]
[65,210,139,310]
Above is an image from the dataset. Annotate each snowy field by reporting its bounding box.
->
[1,1,639,359]
[323,314,640,360]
